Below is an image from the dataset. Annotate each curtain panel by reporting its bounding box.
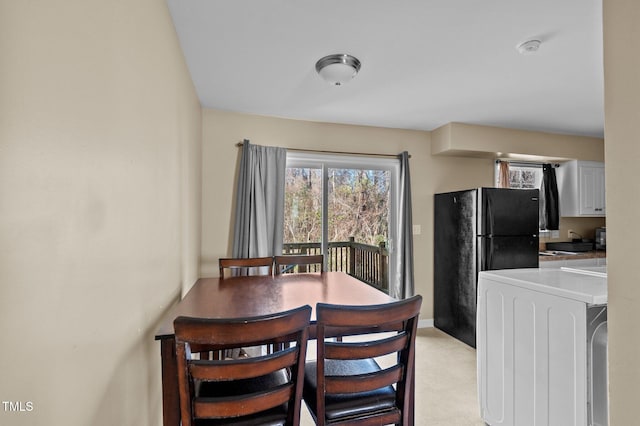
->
[497,161,510,188]
[232,140,287,259]
[392,151,415,299]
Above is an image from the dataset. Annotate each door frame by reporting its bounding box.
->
[285,151,400,289]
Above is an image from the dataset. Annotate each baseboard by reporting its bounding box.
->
[418,318,434,329]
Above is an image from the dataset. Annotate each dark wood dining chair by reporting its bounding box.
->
[218,256,274,278]
[274,254,324,275]
[174,305,312,426]
[303,295,423,426]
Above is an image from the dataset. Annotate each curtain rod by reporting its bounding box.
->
[235,141,410,159]
[496,159,559,168]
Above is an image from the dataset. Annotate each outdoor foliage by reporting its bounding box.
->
[284,167,390,246]
[509,167,540,189]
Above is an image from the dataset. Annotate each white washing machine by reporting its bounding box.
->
[477,267,608,426]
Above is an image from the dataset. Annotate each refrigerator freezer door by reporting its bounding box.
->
[480,235,539,270]
[479,188,539,236]
[434,190,478,348]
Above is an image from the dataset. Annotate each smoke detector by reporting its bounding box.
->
[516,39,541,55]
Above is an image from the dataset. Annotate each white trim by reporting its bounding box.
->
[287,151,398,171]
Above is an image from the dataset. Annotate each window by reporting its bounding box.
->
[284,152,399,293]
[495,162,543,189]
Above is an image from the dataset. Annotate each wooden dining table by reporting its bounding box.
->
[154,271,396,426]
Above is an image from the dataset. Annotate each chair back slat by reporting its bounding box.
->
[325,364,403,394]
[189,347,299,381]
[178,316,302,346]
[194,383,293,418]
[324,332,408,360]
[317,300,419,327]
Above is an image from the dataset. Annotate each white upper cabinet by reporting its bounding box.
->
[557,160,606,217]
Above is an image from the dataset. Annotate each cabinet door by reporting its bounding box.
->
[557,160,606,217]
[579,164,606,215]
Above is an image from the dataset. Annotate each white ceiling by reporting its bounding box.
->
[166,0,604,138]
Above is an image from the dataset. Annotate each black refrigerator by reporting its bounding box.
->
[434,188,539,348]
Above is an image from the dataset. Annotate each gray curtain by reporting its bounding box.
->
[232,140,287,259]
[391,151,415,299]
[539,163,559,230]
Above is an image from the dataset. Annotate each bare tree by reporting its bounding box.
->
[284,167,389,246]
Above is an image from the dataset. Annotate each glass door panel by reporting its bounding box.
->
[283,167,322,256]
[284,153,397,294]
[327,168,390,292]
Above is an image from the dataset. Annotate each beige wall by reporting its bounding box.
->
[603,0,640,424]
[0,1,201,425]
[433,122,604,161]
[201,109,604,322]
[201,109,495,320]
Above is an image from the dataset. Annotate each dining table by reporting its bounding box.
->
[154,271,397,426]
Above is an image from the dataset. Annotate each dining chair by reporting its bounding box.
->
[218,256,274,278]
[174,305,312,426]
[303,295,423,426]
[274,254,324,275]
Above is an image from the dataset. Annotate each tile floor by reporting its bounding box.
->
[300,327,486,425]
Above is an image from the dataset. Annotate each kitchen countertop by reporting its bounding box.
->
[479,266,607,304]
[539,249,606,262]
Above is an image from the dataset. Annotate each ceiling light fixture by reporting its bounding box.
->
[516,39,541,55]
[315,54,361,86]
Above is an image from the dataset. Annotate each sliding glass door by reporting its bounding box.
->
[283,152,398,293]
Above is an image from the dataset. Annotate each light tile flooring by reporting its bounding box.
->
[300,327,486,426]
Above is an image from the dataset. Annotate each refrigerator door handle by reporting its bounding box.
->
[486,198,494,236]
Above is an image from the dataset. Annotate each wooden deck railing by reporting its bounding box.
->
[282,237,389,293]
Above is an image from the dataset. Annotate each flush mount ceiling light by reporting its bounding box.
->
[315,54,361,86]
[516,39,541,55]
